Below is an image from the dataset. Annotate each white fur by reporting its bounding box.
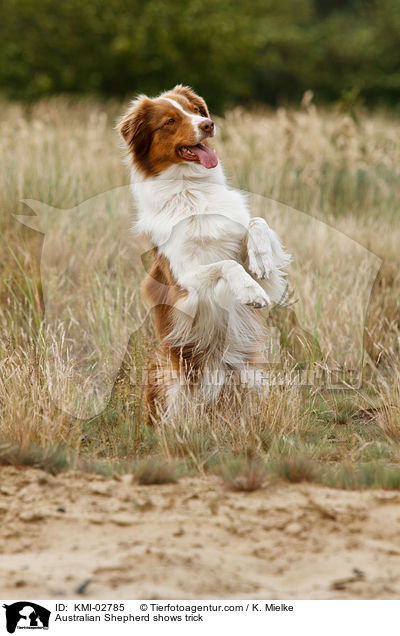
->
[131,160,291,407]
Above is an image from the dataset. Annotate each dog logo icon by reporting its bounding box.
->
[2,602,50,633]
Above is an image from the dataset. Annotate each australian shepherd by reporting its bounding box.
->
[118,85,291,423]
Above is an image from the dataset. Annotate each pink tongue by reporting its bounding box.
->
[190,143,218,169]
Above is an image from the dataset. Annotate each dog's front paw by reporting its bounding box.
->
[247,219,275,279]
[247,243,273,279]
[235,280,271,308]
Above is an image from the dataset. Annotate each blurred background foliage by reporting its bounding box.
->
[0,0,399,110]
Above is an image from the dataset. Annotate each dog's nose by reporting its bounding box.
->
[199,119,214,134]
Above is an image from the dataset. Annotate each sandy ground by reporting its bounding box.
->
[1,466,400,599]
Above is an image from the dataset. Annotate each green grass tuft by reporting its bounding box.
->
[217,455,268,492]
[133,456,183,485]
[271,453,320,484]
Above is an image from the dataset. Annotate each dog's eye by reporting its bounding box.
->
[193,106,199,113]
[165,118,175,125]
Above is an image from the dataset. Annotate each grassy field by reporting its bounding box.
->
[1,96,400,490]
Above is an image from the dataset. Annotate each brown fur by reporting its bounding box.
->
[143,252,200,424]
[119,85,212,177]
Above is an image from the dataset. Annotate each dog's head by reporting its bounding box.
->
[118,85,218,176]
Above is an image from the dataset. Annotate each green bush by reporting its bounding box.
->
[0,0,399,109]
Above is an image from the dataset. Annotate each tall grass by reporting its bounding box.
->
[0,97,399,487]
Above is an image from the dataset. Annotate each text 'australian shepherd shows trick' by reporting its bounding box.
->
[119,85,291,424]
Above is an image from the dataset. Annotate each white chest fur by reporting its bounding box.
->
[131,160,290,404]
[132,163,251,281]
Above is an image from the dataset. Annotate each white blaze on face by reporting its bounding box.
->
[164,97,214,142]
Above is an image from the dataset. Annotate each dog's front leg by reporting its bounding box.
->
[247,217,291,280]
[179,259,270,309]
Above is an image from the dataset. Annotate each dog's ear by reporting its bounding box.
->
[171,84,209,117]
[118,97,154,159]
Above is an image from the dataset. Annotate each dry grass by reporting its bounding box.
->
[271,453,319,484]
[133,456,182,485]
[217,456,269,492]
[0,438,70,475]
[0,96,399,487]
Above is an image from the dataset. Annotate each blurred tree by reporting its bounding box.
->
[0,0,399,108]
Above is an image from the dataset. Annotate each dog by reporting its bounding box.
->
[118,85,291,423]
